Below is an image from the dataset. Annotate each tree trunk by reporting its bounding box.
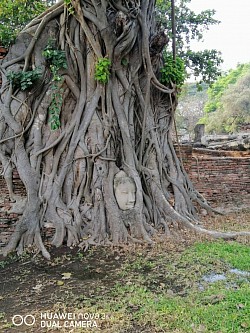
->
[0,0,249,258]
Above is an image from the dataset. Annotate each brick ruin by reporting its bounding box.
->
[179,146,250,207]
[1,146,249,243]
[0,168,26,246]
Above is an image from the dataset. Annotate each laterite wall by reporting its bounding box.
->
[178,146,250,206]
[0,168,26,245]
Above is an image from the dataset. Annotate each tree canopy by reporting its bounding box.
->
[156,0,223,84]
[0,0,223,85]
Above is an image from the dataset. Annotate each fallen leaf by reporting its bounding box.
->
[32,284,43,292]
[57,280,64,286]
[202,294,225,305]
[236,303,245,309]
[95,268,102,273]
[61,272,72,280]
[126,281,133,285]
[166,289,175,296]
[197,324,206,332]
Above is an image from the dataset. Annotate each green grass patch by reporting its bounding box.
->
[75,240,250,332]
[76,280,249,332]
[144,282,249,332]
[186,240,250,271]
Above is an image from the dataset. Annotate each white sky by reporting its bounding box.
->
[189,0,250,71]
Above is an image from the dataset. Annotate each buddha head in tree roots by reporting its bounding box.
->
[113,170,136,210]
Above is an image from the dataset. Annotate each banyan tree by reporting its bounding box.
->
[0,0,249,259]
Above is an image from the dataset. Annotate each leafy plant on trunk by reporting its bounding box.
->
[94,58,111,84]
[160,53,186,87]
[7,67,42,91]
[42,44,68,130]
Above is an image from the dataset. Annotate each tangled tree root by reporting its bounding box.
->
[0,0,249,258]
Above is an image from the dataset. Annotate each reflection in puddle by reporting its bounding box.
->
[203,273,226,283]
[199,268,250,290]
[229,268,250,277]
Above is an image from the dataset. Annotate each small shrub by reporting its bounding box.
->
[160,54,186,87]
[7,68,42,91]
[42,44,68,131]
[42,46,67,73]
[94,57,111,84]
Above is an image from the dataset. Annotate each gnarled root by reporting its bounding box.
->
[1,0,249,259]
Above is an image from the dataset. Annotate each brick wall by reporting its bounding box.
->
[175,144,193,173]
[177,145,250,205]
[0,168,26,245]
[191,155,250,205]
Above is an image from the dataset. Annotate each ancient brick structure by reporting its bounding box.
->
[0,146,249,245]
[191,154,249,206]
[178,145,250,206]
[0,167,26,245]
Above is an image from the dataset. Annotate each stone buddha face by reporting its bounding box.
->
[114,171,136,210]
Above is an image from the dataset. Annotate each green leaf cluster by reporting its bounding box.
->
[43,44,68,131]
[49,87,64,131]
[64,0,75,15]
[7,67,42,90]
[156,0,219,46]
[42,46,67,74]
[94,58,111,84]
[184,49,223,85]
[160,54,186,87]
[156,0,223,84]
[204,63,250,114]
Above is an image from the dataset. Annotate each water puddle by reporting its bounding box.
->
[229,268,250,277]
[199,268,250,290]
[202,273,227,283]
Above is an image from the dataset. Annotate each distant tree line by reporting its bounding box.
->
[199,63,250,133]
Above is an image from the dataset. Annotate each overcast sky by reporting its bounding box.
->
[189,0,250,72]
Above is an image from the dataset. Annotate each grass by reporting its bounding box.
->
[72,240,250,333]
[0,211,249,333]
[190,241,250,271]
[0,252,19,268]
[108,282,250,332]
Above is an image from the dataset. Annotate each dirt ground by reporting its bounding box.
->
[0,209,249,333]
